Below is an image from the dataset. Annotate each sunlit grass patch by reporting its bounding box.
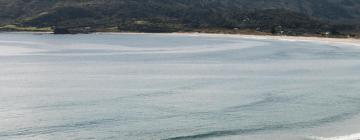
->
[0,24,52,32]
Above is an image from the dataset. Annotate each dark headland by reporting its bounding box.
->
[0,0,360,38]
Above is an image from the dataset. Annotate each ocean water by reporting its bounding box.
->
[1,32,360,140]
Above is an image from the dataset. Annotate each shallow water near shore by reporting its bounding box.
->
[1,32,360,140]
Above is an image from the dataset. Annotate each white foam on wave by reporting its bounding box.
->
[308,133,360,140]
[0,40,50,55]
[32,41,266,56]
[120,42,264,54]
[0,40,48,46]
[0,45,46,55]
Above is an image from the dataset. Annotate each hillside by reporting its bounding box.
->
[0,0,360,36]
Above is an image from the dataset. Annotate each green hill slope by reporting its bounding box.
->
[1,0,359,35]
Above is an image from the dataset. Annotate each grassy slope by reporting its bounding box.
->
[0,25,52,32]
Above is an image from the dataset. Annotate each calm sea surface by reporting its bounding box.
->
[1,32,360,140]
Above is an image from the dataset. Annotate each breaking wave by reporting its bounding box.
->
[165,110,360,140]
[308,133,360,140]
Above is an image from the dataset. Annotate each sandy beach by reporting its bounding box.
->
[98,32,360,47]
[169,33,360,47]
[4,31,360,47]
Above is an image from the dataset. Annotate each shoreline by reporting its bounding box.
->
[169,32,360,46]
[1,31,360,47]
